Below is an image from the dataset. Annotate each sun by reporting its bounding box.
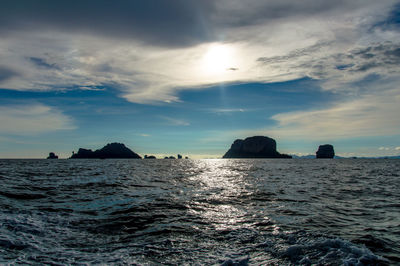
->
[202,44,235,76]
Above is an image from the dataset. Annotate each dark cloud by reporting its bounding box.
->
[94,63,113,73]
[372,3,400,30]
[336,64,354,70]
[1,1,392,48]
[257,41,329,63]
[354,62,379,72]
[213,0,360,28]
[0,66,18,82]
[29,57,60,70]
[257,42,400,74]
[0,0,216,47]
[349,43,400,72]
[255,41,400,84]
[384,47,400,57]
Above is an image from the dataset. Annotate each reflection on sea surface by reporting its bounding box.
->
[188,160,252,231]
[0,159,398,264]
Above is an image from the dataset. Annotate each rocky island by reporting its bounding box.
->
[223,136,292,158]
[47,152,58,159]
[316,144,335,158]
[70,143,141,159]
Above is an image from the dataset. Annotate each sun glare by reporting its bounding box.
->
[202,44,236,76]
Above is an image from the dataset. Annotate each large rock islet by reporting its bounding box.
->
[316,144,335,158]
[223,136,292,158]
[70,143,141,159]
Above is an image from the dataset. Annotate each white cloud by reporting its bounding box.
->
[271,90,400,140]
[209,108,247,113]
[0,104,75,135]
[230,86,400,141]
[395,147,400,151]
[161,116,190,126]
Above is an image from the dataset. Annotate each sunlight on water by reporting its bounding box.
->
[0,159,398,265]
[188,160,261,230]
[189,159,246,192]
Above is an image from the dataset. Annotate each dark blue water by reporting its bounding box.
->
[0,159,399,265]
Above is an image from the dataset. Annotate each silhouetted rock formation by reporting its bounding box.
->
[70,143,141,159]
[316,144,335,158]
[223,136,292,158]
[177,154,182,159]
[47,152,58,159]
[144,155,156,159]
[72,148,93,158]
[164,156,176,159]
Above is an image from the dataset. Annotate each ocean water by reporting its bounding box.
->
[0,159,399,265]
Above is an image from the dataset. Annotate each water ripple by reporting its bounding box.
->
[0,159,398,264]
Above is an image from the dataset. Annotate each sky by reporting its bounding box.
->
[0,0,400,158]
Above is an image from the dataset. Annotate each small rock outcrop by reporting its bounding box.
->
[144,155,156,159]
[223,136,292,158]
[47,152,58,159]
[316,144,335,158]
[70,143,141,159]
[177,154,182,159]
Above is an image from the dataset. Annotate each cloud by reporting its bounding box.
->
[395,147,400,150]
[161,116,190,126]
[0,0,399,106]
[209,108,246,113]
[256,41,400,93]
[0,0,215,47]
[0,104,75,135]
[0,66,18,82]
[225,83,400,142]
[29,57,60,70]
[264,88,400,140]
[213,0,387,27]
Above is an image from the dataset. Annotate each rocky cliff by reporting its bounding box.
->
[223,136,292,158]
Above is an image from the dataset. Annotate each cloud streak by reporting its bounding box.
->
[248,87,400,141]
[160,116,190,126]
[0,104,75,135]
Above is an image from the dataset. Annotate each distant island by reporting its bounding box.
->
[43,138,399,160]
[47,152,58,159]
[70,143,141,159]
[163,155,188,159]
[316,144,335,159]
[223,136,292,158]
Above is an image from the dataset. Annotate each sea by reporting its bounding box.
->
[0,159,399,265]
